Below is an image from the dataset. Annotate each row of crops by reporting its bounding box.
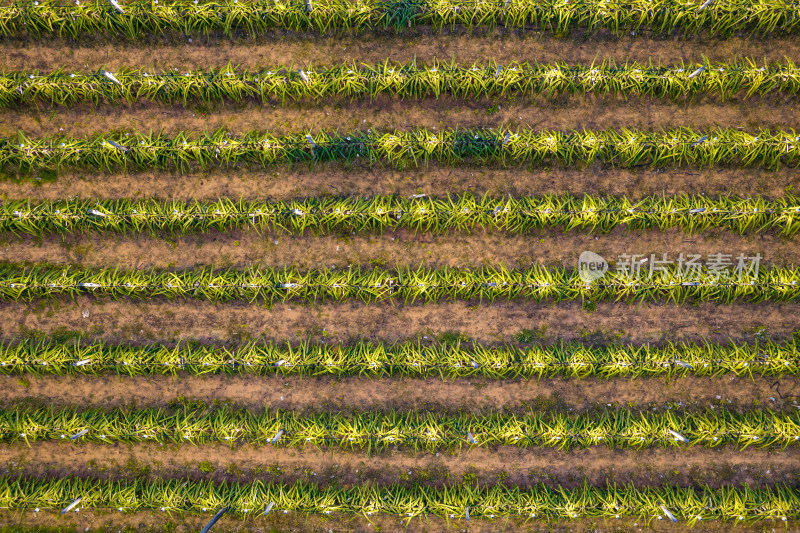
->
[3,339,797,377]
[4,60,800,104]
[1,0,799,36]
[4,0,800,528]
[0,264,796,302]
[2,477,797,523]
[4,406,800,449]
[4,195,800,235]
[5,128,800,171]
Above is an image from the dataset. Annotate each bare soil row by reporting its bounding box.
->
[0,508,786,533]
[2,166,797,202]
[2,17,799,533]
[1,226,797,271]
[3,97,797,139]
[2,298,797,346]
[4,372,798,414]
[2,33,798,71]
[2,442,798,491]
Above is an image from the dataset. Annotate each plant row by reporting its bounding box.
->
[5,128,800,173]
[3,195,800,236]
[4,60,800,106]
[3,477,798,523]
[1,0,799,37]
[2,338,797,378]
[5,406,799,450]
[0,264,797,303]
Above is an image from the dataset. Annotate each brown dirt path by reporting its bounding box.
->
[2,298,797,346]
[2,33,798,71]
[2,227,798,271]
[2,441,798,490]
[0,508,793,533]
[3,97,797,139]
[3,373,798,413]
[1,166,797,201]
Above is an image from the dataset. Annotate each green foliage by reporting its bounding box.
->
[2,405,799,450]
[1,0,799,38]
[0,476,797,524]
[5,60,799,106]
[166,396,208,411]
[3,338,798,378]
[515,326,547,343]
[0,263,796,304]
[3,194,800,237]
[2,127,799,174]
[1,338,798,378]
[436,331,469,344]
[198,461,216,474]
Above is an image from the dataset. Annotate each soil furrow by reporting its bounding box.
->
[1,33,798,71]
[1,227,798,271]
[3,98,797,139]
[2,299,797,346]
[1,166,797,202]
[3,373,799,413]
[2,6,799,533]
[2,442,798,491]
[0,509,787,533]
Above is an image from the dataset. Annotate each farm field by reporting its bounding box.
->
[1,2,800,533]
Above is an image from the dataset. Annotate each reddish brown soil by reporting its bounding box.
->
[0,507,792,533]
[2,20,799,533]
[2,298,797,346]
[3,97,798,139]
[2,34,798,71]
[1,166,797,201]
[4,372,798,414]
[2,441,798,491]
[1,226,797,271]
